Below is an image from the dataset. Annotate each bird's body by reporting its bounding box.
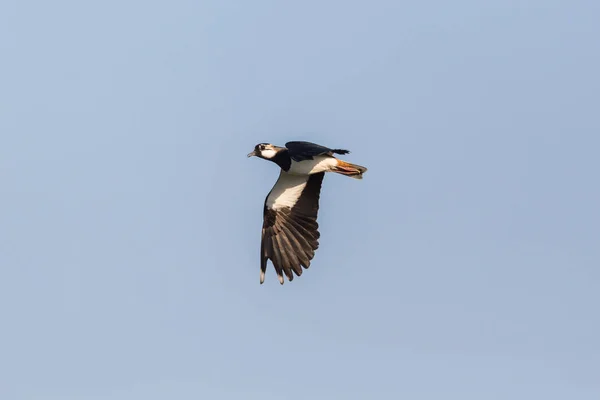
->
[287,155,338,175]
[248,141,367,284]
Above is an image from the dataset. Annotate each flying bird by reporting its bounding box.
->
[247,141,367,284]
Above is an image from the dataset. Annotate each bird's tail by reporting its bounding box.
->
[332,159,368,179]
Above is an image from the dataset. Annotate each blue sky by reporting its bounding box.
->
[1,1,599,399]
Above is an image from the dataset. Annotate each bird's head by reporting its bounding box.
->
[247,143,283,160]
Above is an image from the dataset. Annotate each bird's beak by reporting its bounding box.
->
[247,150,258,158]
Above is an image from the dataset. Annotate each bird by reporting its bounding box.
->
[247,140,367,284]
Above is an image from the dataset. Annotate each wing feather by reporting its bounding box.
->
[279,223,310,269]
[285,141,350,162]
[260,172,325,284]
[270,234,286,284]
[277,228,304,276]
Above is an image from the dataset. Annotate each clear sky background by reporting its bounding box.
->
[1,1,599,399]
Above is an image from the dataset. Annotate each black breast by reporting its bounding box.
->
[272,150,292,171]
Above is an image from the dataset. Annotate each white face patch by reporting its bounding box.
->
[266,172,309,210]
[260,148,277,159]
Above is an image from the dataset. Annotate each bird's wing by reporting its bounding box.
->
[260,171,325,284]
[285,141,350,162]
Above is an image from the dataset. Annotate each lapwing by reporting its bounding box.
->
[247,141,367,284]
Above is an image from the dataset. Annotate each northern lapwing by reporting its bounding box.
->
[247,141,367,284]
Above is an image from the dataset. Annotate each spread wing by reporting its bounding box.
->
[285,141,350,162]
[260,171,325,284]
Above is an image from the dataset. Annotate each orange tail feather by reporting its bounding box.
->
[332,160,368,179]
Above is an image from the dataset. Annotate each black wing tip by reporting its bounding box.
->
[261,256,317,284]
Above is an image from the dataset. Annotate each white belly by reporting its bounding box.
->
[287,156,338,175]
